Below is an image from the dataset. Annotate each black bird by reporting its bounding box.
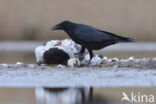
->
[51,20,136,65]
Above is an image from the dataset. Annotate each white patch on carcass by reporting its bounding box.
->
[45,40,60,47]
[35,46,47,64]
[80,54,90,65]
[67,58,80,67]
[61,39,80,53]
[83,54,90,61]
[35,39,80,65]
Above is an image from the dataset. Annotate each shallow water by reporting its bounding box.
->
[0,87,155,104]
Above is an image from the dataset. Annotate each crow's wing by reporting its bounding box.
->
[75,24,119,43]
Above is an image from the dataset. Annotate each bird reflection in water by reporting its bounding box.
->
[35,87,93,104]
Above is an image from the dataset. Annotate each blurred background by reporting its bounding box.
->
[0,0,156,41]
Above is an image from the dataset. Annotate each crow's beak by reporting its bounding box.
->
[51,25,60,30]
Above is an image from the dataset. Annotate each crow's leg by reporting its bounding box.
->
[87,49,93,66]
[74,46,85,60]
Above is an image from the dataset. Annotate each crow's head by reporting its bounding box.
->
[51,20,71,30]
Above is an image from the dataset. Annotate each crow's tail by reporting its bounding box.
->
[118,37,136,43]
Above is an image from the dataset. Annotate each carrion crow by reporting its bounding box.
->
[51,20,136,66]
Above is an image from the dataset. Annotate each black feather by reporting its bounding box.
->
[43,48,70,65]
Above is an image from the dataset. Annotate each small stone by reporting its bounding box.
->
[91,55,102,66]
[16,62,24,65]
[141,57,150,61]
[111,57,119,62]
[57,64,65,68]
[152,57,156,61]
[29,64,36,68]
[2,64,9,68]
[120,59,129,62]
[128,56,135,61]
[103,56,108,60]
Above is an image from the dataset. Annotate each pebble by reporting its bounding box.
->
[29,64,36,68]
[111,57,119,62]
[57,64,65,68]
[153,57,156,60]
[91,55,102,66]
[128,56,135,61]
[103,56,108,60]
[16,62,24,65]
[1,64,9,68]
